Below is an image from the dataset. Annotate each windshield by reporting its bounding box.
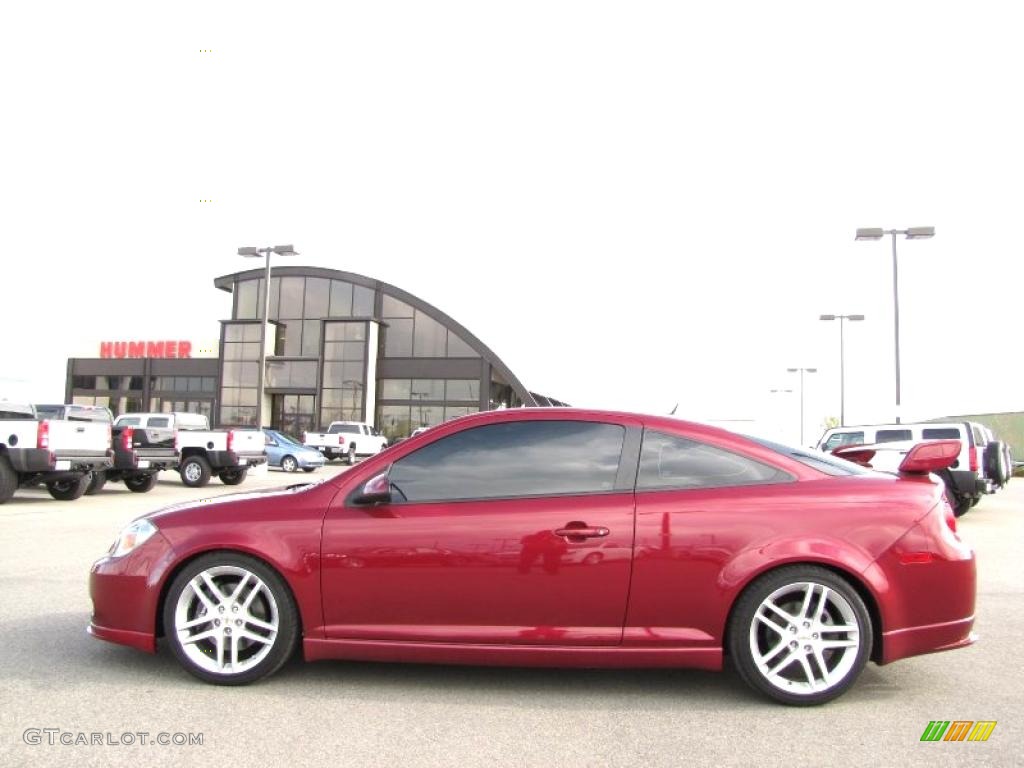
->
[745,435,873,476]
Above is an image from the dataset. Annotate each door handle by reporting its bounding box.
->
[554,523,609,540]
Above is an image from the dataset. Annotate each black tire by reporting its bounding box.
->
[346,444,356,465]
[302,467,316,473]
[983,442,1008,488]
[180,456,212,488]
[728,565,873,706]
[0,454,17,504]
[219,468,248,486]
[952,493,972,517]
[85,470,107,495]
[125,473,158,493]
[162,552,299,685]
[46,475,90,501]
[280,455,298,473]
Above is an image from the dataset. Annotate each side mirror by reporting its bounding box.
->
[353,469,391,504]
[898,440,961,474]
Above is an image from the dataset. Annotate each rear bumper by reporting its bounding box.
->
[207,450,267,469]
[881,618,977,664]
[8,448,112,474]
[112,449,177,472]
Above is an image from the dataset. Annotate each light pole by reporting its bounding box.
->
[238,244,298,430]
[786,368,817,446]
[854,226,934,423]
[819,314,864,426]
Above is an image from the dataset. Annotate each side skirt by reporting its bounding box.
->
[303,638,722,670]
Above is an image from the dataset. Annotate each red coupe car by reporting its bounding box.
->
[89,409,976,705]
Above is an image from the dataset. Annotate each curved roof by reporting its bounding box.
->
[214,266,537,407]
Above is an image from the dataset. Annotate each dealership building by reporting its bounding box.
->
[65,267,564,440]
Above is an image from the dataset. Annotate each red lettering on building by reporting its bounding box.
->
[97,341,194,359]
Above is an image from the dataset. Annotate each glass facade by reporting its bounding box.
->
[68,268,547,435]
[219,322,262,426]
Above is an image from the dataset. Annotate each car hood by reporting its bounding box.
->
[142,481,324,523]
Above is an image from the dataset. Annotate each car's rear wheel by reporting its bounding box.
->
[163,553,299,685]
[219,469,248,486]
[729,565,872,706]
[180,456,212,488]
[125,473,159,493]
[0,454,17,504]
[85,470,107,495]
[280,455,298,473]
[46,475,90,501]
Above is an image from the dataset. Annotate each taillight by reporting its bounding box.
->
[37,420,50,449]
[121,427,134,452]
[942,497,957,534]
[969,445,978,473]
[227,430,235,453]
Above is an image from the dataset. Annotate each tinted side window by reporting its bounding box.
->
[148,417,170,428]
[638,431,791,490]
[876,429,912,443]
[823,432,864,450]
[118,417,141,426]
[922,428,960,440]
[332,425,359,434]
[389,421,625,502]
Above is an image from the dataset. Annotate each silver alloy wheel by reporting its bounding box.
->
[173,565,279,675]
[281,456,297,473]
[748,581,860,696]
[183,462,202,483]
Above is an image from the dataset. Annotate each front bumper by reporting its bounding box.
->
[88,532,175,654]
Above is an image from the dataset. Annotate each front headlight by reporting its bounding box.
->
[109,519,158,558]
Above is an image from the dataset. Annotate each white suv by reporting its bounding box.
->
[816,422,988,516]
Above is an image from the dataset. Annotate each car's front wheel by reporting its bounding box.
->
[729,565,872,706]
[280,455,298,473]
[163,553,299,685]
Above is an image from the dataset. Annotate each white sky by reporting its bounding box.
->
[2,1,1022,445]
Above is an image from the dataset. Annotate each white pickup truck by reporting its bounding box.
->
[303,421,388,464]
[0,401,113,502]
[112,412,266,488]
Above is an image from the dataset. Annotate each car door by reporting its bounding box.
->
[264,432,282,466]
[320,416,641,645]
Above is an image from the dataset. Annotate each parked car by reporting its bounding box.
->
[113,412,265,488]
[303,421,388,464]
[36,404,176,494]
[89,409,975,705]
[263,429,325,473]
[0,401,112,502]
[816,421,988,515]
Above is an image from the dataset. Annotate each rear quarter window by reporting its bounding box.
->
[922,428,960,440]
[638,431,791,490]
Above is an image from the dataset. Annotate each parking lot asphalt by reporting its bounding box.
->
[0,466,1020,767]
